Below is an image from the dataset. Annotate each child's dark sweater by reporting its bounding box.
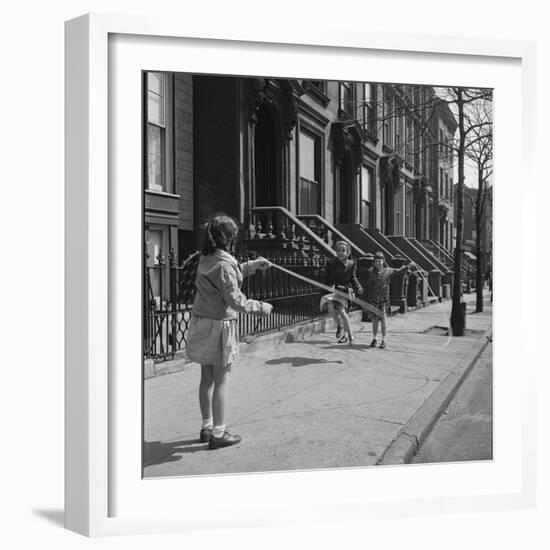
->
[325,257,363,294]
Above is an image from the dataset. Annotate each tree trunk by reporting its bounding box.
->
[475,167,484,313]
[475,209,483,312]
[450,89,465,336]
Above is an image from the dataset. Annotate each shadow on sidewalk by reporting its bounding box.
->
[265,356,343,367]
[144,438,209,467]
[297,339,374,351]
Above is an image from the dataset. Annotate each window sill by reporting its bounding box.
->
[145,189,181,200]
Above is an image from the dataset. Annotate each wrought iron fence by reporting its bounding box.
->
[144,250,198,362]
[144,252,330,362]
[238,255,327,340]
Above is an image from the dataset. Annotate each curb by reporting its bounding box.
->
[376,325,493,466]
[144,310,364,379]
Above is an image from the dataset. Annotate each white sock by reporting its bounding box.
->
[201,418,213,430]
[212,425,226,438]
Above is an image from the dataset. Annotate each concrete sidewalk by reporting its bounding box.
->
[143,292,492,477]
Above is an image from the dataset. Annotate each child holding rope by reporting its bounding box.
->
[320,241,363,345]
[368,251,415,349]
[186,214,272,449]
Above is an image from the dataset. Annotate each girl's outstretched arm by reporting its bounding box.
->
[391,262,414,277]
[219,263,272,316]
[240,257,271,278]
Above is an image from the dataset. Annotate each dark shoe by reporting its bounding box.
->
[338,334,349,344]
[336,325,343,339]
[209,431,242,450]
[379,341,386,349]
[199,428,212,443]
[369,339,377,348]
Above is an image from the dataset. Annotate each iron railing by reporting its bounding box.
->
[238,255,327,339]
[144,250,199,362]
[144,251,330,362]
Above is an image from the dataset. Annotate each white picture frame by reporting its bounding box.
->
[65,13,537,537]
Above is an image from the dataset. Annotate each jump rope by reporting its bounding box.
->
[179,251,453,344]
[248,257,453,342]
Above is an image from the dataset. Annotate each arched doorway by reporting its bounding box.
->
[338,153,355,224]
[254,103,281,208]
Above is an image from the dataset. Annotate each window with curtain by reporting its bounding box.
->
[298,131,320,215]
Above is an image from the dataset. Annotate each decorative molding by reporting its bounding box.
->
[412,176,430,205]
[248,78,271,125]
[248,78,305,141]
[380,155,403,193]
[302,80,331,107]
[331,120,363,173]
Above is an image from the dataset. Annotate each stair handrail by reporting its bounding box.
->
[297,214,367,258]
[249,206,337,258]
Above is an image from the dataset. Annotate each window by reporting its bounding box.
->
[308,80,326,92]
[445,173,449,198]
[339,82,354,116]
[383,92,393,148]
[450,177,453,202]
[147,73,166,192]
[440,168,444,196]
[298,131,321,215]
[362,83,376,132]
[418,134,424,172]
[361,166,373,227]
[146,228,168,306]
[396,114,404,156]
[406,118,414,164]
[413,122,419,169]
[405,189,413,237]
[307,80,327,94]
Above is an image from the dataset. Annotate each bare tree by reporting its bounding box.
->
[342,83,493,334]
[440,87,492,335]
[464,99,493,312]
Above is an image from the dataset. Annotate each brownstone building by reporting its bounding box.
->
[143,73,459,359]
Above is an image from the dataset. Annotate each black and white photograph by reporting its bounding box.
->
[4,0,548,544]
[142,73,493,477]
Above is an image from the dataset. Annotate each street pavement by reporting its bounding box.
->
[412,343,493,463]
[144,292,492,477]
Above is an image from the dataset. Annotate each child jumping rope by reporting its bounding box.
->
[186,214,273,449]
[320,241,364,345]
[368,251,415,349]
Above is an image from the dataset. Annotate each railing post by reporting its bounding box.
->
[168,248,177,359]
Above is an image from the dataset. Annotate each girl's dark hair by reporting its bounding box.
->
[202,214,239,255]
